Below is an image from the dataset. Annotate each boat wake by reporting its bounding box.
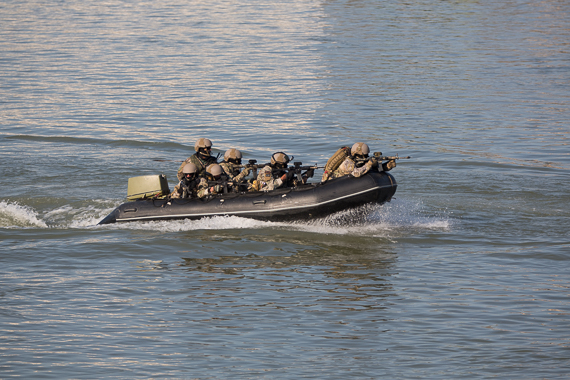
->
[0,200,48,228]
[105,199,451,237]
[1,198,451,236]
[0,199,118,229]
[291,199,451,236]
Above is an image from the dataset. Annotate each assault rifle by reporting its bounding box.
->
[207,178,237,195]
[237,159,267,168]
[179,178,200,198]
[372,152,412,161]
[237,159,270,178]
[354,152,412,167]
[288,162,322,184]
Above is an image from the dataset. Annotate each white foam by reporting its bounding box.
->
[290,200,451,237]
[43,205,73,218]
[0,200,123,229]
[0,200,48,228]
[48,200,123,228]
[106,199,452,236]
[1,197,451,234]
[68,204,121,228]
[366,199,453,230]
[112,214,287,232]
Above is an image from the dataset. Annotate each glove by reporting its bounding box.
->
[305,168,315,178]
[385,160,396,170]
[369,158,378,167]
[286,170,296,181]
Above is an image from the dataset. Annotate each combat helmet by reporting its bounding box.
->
[270,152,291,167]
[351,142,370,157]
[182,163,198,175]
[194,138,213,152]
[224,148,243,164]
[206,163,223,178]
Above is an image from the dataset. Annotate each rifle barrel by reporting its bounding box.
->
[374,155,412,160]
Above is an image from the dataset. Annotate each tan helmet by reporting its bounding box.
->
[206,163,223,177]
[224,148,242,162]
[194,138,213,152]
[182,163,198,175]
[270,152,290,166]
[351,142,370,156]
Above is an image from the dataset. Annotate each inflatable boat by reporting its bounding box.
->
[98,170,397,225]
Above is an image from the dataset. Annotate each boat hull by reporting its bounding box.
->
[98,171,397,224]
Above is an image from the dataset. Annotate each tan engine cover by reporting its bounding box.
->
[127,175,170,200]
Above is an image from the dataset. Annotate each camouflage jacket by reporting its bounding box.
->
[197,175,233,198]
[255,165,285,192]
[196,178,212,198]
[177,153,217,180]
[171,177,208,199]
[331,157,374,179]
[220,161,251,183]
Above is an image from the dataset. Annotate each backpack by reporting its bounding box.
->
[321,146,350,182]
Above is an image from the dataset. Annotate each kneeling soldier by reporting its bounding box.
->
[177,138,218,180]
[198,164,229,197]
[331,142,395,180]
[253,152,295,191]
[171,163,207,199]
[220,148,251,191]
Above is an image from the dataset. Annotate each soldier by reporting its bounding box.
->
[220,148,251,190]
[177,138,218,181]
[170,163,208,199]
[330,142,396,180]
[197,164,227,198]
[253,152,295,191]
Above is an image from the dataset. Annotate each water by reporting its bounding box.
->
[1,0,569,378]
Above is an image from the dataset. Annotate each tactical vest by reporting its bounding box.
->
[178,153,217,180]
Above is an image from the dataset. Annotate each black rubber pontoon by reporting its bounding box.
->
[98,171,396,225]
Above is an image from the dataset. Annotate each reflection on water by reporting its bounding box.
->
[179,241,396,277]
[178,244,396,305]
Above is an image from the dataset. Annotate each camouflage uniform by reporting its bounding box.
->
[196,178,215,198]
[197,176,229,198]
[331,157,375,179]
[220,162,251,184]
[255,165,285,191]
[171,177,208,199]
[177,153,217,181]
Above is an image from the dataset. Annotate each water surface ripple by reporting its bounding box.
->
[1,0,569,378]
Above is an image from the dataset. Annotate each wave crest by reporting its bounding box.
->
[0,201,48,228]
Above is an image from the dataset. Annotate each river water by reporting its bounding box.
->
[1,0,569,378]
